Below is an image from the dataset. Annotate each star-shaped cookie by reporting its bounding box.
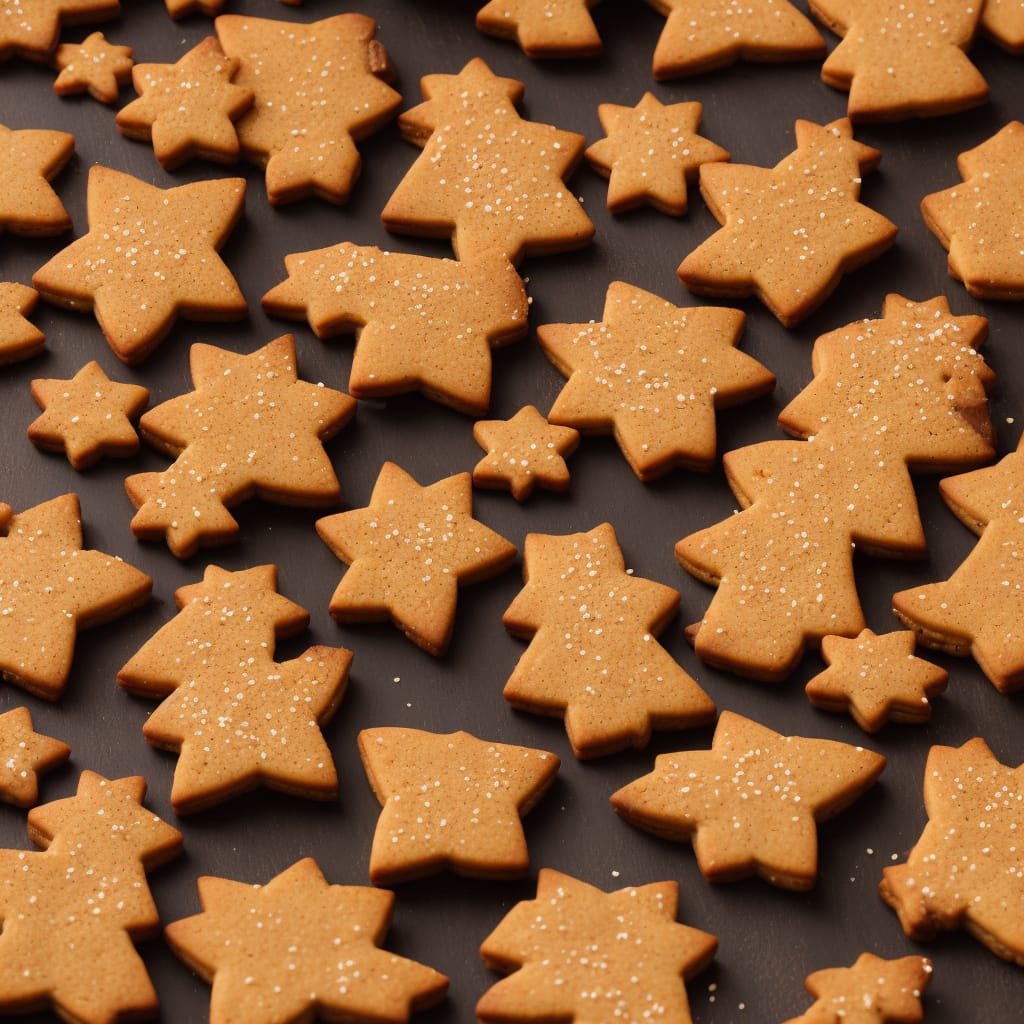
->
[53,32,132,105]
[165,859,449,1024]
[165,0,224,19]
[116,36,253,170]
[612,711,886,889]
[476,0,602,58]
[316,462,517,656]
[805,629,949,733]
[32,165,246,364]
[29,360,149,470]
[538,282,774,480]
[0,494,151,700]
[359,728,559,884]
[678,118,897,327]
[585,93,730,216]
[472,405,579,500]
[920,121,1024,301]
[0,282,45,365]
[982,0,1024,52]
[0,0,120,63]
[0,707,70,807]
[0,123,73,237]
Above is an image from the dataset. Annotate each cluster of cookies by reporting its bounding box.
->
[1,0,1023,1022]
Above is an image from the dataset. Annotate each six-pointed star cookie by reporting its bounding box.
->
[116,36,253,169]
[0,494,151,700]
[921,121,1024,301]
[478,869,717,1024]
[538,282,774,480]
[359,727,558,884]
[32,166,246,364]
[0,0,120,62]
[805,629,949,733]
[53,31,132,104]
[29,360,149,470]
[585,93,730,216]
[0,123,73,237]
[476,0,602,58]
[612,711,886,890]
[0,706,70,807]
[0,282,45,365]
[165,859,449,1024]
[317,462,517,656]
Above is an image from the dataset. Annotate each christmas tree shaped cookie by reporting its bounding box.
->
[119,564,351,814]
[0,282,45,365]
[476,0,602,58]
[0,707,69,807]
[381,58,593,264]
[676,295,994,681]
[0,123,73,237]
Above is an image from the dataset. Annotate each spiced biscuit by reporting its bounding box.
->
[52,31,132,104]
[0,707,70,807]
[476,0,602,58]
[0,123,73,237]
[0,282,45,365]
[0,0,120,63]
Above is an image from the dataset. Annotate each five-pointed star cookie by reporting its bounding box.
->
[982,0,1024,53]
[0,706,69,807]
[29,360,149,470]
[215,13,401,205]
[478,869,717,1024]
[538,282,774,481]
[0,493,151,700]
[921,121,1024,301]
[316,462,517,656]
[116,36,253,170]
[805,629,949,733]
[359,728,559,884]
[0,0,120,63]
[612,711,886,890]
[52,31,132,104]
[472,405,579,500]
[784,954,933,1024]
[0,123,73,237]
[678,118,897,327]
[476,0,602,58]
[165,859,449,1024]
[0,282,44,365]
[32,166,246,364]
[880,738,1024,964]
[125,335,355,559]
[645,0,826,79]
[585,93,730,216]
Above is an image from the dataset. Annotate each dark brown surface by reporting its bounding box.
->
[0,1,1022,1021]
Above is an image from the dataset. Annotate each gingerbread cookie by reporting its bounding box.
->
[32,165,246,364]
[381,58,594,264]
[678,118,896,327]
[810,0,990,120]
[317,462,517,655]
[126,335,355,559]
[0,707,69,807]
[0,123,73,237]
[215,13,401,205]
[612,711,886,890]
[52,31,132,104]
[538,282,774,481]
[478,869,717,1023]
[585,93,730,216]
[805,629,948,733]
[165,0,224,19]
[165,858,449,1024]
[262,243,529,416]
[503,523,716,759]
[0,493,151,700]
[982,0,1024,52]
[29,360,149,470]
[0,282,45,365]
[116,36,253,170]
[359,728,558,884]
[0,0,120,63]
[476,0,602,58]
[920,121,1024,301]
[0,771,182,1024]
[880,738,1024,964]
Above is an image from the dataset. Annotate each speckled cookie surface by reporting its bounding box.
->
[0,0,120,63]
[0,706,69,807]
[52,31,132,104]
[0,282,44,364]
[476,0,602,58]
[0,123,73,237]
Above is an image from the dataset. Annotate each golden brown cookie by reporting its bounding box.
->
[125,335,355,559]
[478,868,717,1023]
[0,0,120,63]
[215,13,401,205]
[381,58,594,264]
[612,711,886,890]
[0,123,73,238]
[0,707,69,807]
[317,461,517,655]
[165,858,449,1024]
[538,282,774,480]
[262,243,528,416]
[880,738,1024,964]
[116,36,253,170]
[52,31,132,104]
[0,282,45,365]
[503,523,716,759]
[0,493,151,700]
[29,360,149,470]
[678,118,896,327]
[359,727,559,884]
[920,121,1024,301]
[805,629,948,733]
[982,0,1024,52]
[164,0,224,19]
[32,165,246,364]
[476,0,602,58]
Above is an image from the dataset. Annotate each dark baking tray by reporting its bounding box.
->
[1,1,1022,1020]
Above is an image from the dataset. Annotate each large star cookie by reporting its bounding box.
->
[0,123,73,237]
[0,0,120,63]
[0,282,45,364]
[0,707,69,807]
[476,0,602,58]
[52,31,132,104]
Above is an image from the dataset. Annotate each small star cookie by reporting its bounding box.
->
[0,707,70,807]
[476,0,602,58]
[0,282,45,365]
[52,32,132,105]
[0,123,73,238]
[0,0,120,63]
